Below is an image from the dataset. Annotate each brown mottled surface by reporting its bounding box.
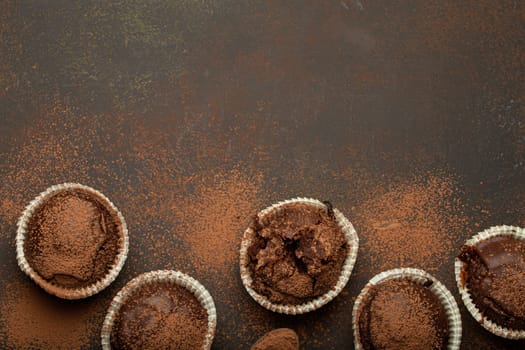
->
[0,1,524,349]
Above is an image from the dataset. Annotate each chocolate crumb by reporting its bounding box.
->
[322,200,334,218]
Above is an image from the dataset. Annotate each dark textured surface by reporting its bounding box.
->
[0,1,524,349]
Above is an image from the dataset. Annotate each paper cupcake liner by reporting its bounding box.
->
[352,268,462,350]
[239,197,359,315]
[101,270,217,350]
[455,225,525,339]
[16,183,129,299]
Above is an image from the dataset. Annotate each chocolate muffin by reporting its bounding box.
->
[246,201,349,305]
[102,270,216,350]
[356,278,449,350]
[17,183,128,299]
[110,282,208,350]
[458,234,525,331]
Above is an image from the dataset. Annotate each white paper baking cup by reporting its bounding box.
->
[16,183,129,299]
[352,267,462,350]
[101,270,217,350]
[239,197,359,315]
[455,225,525,339]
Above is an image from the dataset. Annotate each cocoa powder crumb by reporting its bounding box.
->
[173,169,264,273]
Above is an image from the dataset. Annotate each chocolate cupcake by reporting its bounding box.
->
[16,183,129,299]
[353,268,462,350]
[239,198,359,314]
[455,225,525,339]
[101,270,216,350]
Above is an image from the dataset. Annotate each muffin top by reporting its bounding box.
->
[250,328,299,350]
[110,281,208,350]
[357,278,449,350]
[23,188,122,289]
[458,235,525,330]
[247,201,348,305]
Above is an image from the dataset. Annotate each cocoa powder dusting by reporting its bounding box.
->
[357,279,449,350]
[111,282,208,350]
[0,280,106,349]
[24,189,121,288]
[355,174,468,272]
[0,101,273,348]
[174,169,264,272]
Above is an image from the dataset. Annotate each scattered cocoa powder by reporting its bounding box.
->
[0,99,274,348]
[0,100,107,232]
[173,169,264,273]
[355,174,468,272]
[0,279,106,349]
[0,98,479,349]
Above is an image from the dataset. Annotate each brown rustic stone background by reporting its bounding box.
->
[0,1,524,349]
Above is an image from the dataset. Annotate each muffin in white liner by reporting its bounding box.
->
[101,270,217,350]
[239,197,359,315]
[16,183,129,299]
[352,267,462,350]
[455,225,525,339]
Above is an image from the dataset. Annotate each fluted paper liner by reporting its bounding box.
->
[455,225,525,339]
[101,270,217,350]
[239,197,359,314]
[16,183,129,299]
[352,268,462,350]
